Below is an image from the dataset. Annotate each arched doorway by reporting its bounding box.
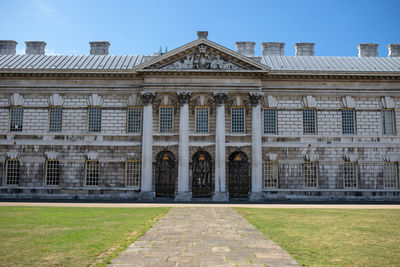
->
[155,150,176,197]
[228,151,249,198]
[192,151,212,198]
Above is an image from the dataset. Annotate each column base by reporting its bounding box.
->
[249,192,265,202]
[174,191,192,202]
[138,191,155,201]
[212,192,229,202]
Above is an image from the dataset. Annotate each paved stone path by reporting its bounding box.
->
[109,207,300,267]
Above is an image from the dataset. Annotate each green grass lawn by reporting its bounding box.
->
[235,208,400,267]
[0,206,169,267]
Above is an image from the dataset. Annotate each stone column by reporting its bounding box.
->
[249,92,264,201]
[140,92,156,200]
[175,92,192,201]
[212,92,229,201]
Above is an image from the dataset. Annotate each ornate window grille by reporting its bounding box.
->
[303,161,318,188]
[263,108,277,134]
[342,109,355,134]
[195,106,209,133]
[10,106,23,132]
[263,161,278,188]
[6,159,20,185]
[343,162,358,188]
[303,108,316,134]
[127,107,142,133]
[159,106,174,133]
[383,162,398,188]
[88,106,102,133]
[49,106,63,132]
[46,160,60,186]
[85,160,99,186]
[125,160,141,187]
[231,107,245,133]
[382,109,395,135]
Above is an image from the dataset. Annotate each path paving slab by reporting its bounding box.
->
[109,207,299,267]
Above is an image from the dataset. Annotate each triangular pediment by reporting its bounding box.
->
[135,38,269,73]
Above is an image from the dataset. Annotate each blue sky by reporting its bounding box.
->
[1,0,399,57]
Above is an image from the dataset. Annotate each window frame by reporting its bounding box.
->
[48,106,63,133]
[45,159,60,186]
[87,106,102,133]
[85,160,99,186]
[126,106,142,134]
[302,108,317,134]
[381,109,396,135]
[343,161,358,188]
[263,108,277,134]
[158,105,174,133]
[125,160,141,188]
[194,106,210,133]
[341,108,356,135]
[303,161,318,188]
[9,105,24,132]
[5,159,20,186]
[383,162,398,189]
[231,106,246,134]
[263,160,279,188]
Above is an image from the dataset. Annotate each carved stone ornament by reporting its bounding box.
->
[249,92,264,106]
[213,92,228,105]
[49,93,64,106]
[6,151,19,159]
[380,96,395,109]
[127,94,140,106]
[302,95,317,108]
[177,92,192,105]
[141,92,156,105]
[161,45,242,70]
[264,95,278,108]
[343,154,358,162]
[341,96,356,109]
[9,93,24,106]
[86,152,99,160]
[304,154,319,161]
[88,94,103,106]
[45,151,58,160]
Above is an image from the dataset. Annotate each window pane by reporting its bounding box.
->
[382,110,395,135]
[159,106,173,133]
[304,162,318,187]
[88,107,102,132]
[303,109,316,134]
[86,161,99,186]
[49,107,63,132]
[195,107,209,133]
[10,107,23,132]
[232,107,245,133]
[264,162,278,188]
[46,160,60,186]
[127,107,142,133]
[6,159,20,185]
[343,162,358,188]
[264,108,277,134]
[126,161,141,187]
[383,162,398,188]
[342,109,355,134]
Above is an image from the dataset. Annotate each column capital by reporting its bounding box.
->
[177,92,192,105]
[249,92,264,106]
[141,92,156,105]
[213,92,228,105]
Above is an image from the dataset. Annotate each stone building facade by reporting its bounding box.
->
[0,32,399,201]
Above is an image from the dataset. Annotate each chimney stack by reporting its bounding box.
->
[358,43,378,57]
[235,42,255,57]
[197,31,208,39]
[262,42,285,56]
[0,40,17,55]
[90,41,110,55]
[388,44,400,57]
[25,41,46,55]
[295,43,315,56]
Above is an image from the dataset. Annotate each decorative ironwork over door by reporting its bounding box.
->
[155,151,176,197]
[228,151,249,198]
[192,151,212,198]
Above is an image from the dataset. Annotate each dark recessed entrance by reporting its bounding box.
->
[155,150,176,198]
[228,151,249,198]
[192,151,212,198]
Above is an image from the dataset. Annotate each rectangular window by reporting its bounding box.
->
[195,106,209,133]
[303,162,318,188]
[342,109,355,134]
[231,107,245,133]
[263,161,278,188]
[383,162,398,188]
[6,159,20,185]
[127,107,142,133]
[159,106,173,133]
[46,160,60,186]
[126,160,141,187]
[88,107,102,133]
[264,108,277,134]
[343,162,358,188]
[10,106,23,132]
[86,160,99,186]
[303,108,316,134]
[49,106,63,132]
[382,109,395,135]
